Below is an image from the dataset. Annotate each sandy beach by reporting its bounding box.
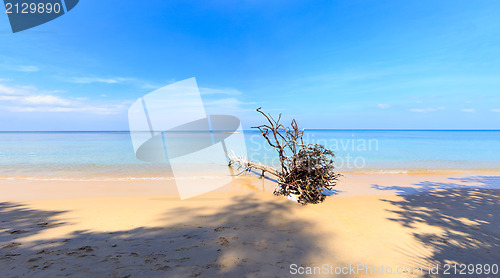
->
[2,0,500,276]
[1,172,499,277]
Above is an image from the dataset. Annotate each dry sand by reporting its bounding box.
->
[0,173,499,277]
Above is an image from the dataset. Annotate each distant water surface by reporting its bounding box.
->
[0,130,499,180]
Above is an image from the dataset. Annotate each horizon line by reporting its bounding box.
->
[0,129,499,132]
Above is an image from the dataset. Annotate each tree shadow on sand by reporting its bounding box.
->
[0,202,68,243]
[1,195,331,277]
[371,175,500,196]
[373,176,500,277]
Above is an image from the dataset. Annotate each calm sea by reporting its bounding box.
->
[0,130,499,180]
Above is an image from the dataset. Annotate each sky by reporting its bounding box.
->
[0,0,499,130]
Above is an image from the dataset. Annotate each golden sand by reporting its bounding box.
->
[0,173,498,277]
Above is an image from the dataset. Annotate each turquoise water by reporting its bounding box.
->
[0,130,499,179]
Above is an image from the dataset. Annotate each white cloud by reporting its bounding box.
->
[140,79,177,90]
[8,102,132,114]
[68,77,133,84]
[1,64,39,72]
[141,83,160,90]
[0,95,19,101]
[409,108,428,113]
[23,95,75,106]
[0,82,250,116]
[377,104,391,109]
[461,108,475,113]
[491,109,500,113]
[0,84,38,95]
[204,97,248,107]
[203,96,255,116]
[16,65,39,72]
[409,107,446,113]
[199,87,243,96]
[0,82,131,115]
[0,84,17,95]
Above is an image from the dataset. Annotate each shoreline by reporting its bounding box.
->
[1,167,500,181]
[1,171,499,201]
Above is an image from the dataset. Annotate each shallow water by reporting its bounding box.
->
[0,130,499,179]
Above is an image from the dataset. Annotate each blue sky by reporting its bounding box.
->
[0,0,499,130]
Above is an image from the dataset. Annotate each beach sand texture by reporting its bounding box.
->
[1,173,499,277]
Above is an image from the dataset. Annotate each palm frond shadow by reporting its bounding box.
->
[373,176,500,277]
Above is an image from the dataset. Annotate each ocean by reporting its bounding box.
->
[0,130,499,180]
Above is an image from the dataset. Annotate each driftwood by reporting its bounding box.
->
[229,108,341,205]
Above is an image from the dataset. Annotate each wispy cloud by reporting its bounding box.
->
[377,104,391,109]
[141,79,178,90]
[0,82,131,114]
[16,65,39,72]
[409,107,446,113]
[199,87,243,96]
[1,63,39,72]
[0,95,18,101]
[0,84,36,95]
[0,84,18,95]
[141,83,161,90]
[204,97,251,108]
[67,77,133,84]
[8,103,131,114]
[491,109,500,113]
[461,108,475,113]
[23,95,75,106]
[203,97,255,113]
[196,86,254,117]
